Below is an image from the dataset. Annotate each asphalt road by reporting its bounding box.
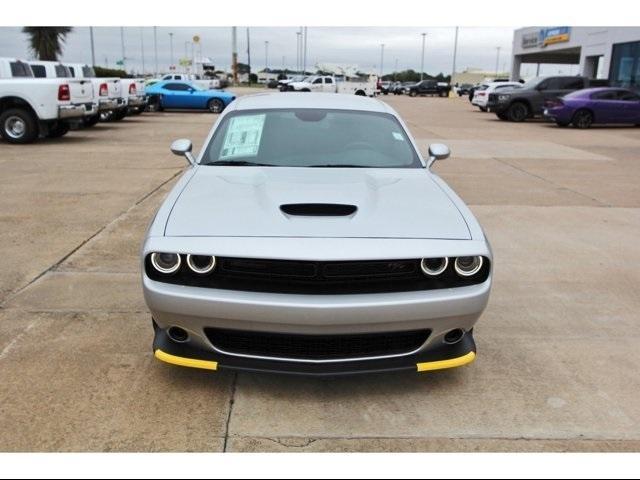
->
[1,88,639,452]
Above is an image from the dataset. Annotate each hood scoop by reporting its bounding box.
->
[280,203,358,217]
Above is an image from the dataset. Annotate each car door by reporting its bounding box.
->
[161,83,189,108]
[310,77,324,92]
[588,90,618,123]
[616,90,640,123]
[323,77,335,93]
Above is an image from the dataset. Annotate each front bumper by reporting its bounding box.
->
[152,322,477,376]
[59,103,95,119]
[144,275,490,375]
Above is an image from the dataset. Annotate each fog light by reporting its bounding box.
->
[454,256,483,277]
[150,252,181,274]
[186,254,216,274]
[420,257,448,276]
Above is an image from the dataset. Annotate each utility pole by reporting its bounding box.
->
[451,26,459,87]
[246,28,251,79]
[420,32,426,81]
[153,27,158,76]
[120,27,126,69]
[302,27,308,75]
[379,43,385,78]
[140,27,145,75]
[296,31,301,74]
[394,58,398,80]
[89,27,96,67]
[495,46,501,77]
[169,32,174,70]
[265,41,269,72]
[231,27,238,85]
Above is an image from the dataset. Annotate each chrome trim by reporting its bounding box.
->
[58,105,86,119]
[204,332,430,364]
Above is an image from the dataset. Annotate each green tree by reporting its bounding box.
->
[22,27,73,61]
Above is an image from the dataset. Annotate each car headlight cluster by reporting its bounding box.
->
[421,256,484,278]
[150,252,216,275]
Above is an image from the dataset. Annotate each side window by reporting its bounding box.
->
[10,61,33,78]
[324,78,333,84]
[175,75,182,80]
[31,64,46,78]
[560,78,585,90]
[69,66,76,76]
[618,90,640,101]
[312,78,323,84]
[55,65,69,78]
[538,78,562,90]
[591,91,618,100]
[163,83,178,91]
[162,75,171,80]
[170,83,191,91]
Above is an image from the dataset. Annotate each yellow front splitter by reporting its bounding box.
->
[154,349,218,371]
[416,351,476,372]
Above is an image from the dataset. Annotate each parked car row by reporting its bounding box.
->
[468,74,640,128]
[382,80,451,97]
[0,57,238,144]
[279,75,379,97]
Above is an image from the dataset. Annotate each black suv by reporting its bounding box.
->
[406,80,451,97]
[488,76,609,122]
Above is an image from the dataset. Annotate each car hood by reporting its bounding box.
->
[164,167,470,240]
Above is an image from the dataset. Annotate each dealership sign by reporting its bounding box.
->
[522,27,571,49]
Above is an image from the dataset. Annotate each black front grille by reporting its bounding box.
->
[205,328,431,360]
[145,255,490,294]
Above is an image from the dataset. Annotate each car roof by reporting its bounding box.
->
[229,92,393,114]
[573,87,630,95]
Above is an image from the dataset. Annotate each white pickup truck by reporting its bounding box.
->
[0,58,97,143]
[65,63,125,125]
[120,78,147,116]
[285,74,379,96]
[160,73,221,89]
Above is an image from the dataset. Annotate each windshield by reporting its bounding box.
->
[521,76,544,89]
[201,109,421,168]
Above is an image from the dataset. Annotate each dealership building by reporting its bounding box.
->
[511,27,640,90]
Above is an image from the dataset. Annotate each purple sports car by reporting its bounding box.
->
[543,87,640,128]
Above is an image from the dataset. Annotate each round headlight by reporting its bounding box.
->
[420,257,448,276]
[186,254,216,274]
[150,252,181,274]
[454,256,483,277]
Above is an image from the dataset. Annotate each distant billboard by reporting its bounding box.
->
[521,27,571,49]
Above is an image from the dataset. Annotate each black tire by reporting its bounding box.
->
[496,112,509,121]
[83,114,100,128]
[354,90,366,96]
[479,106,487,112]
[46,122,70,138]
[111,108,127,122]
[301,88,311,92]
[506,102,529,122]
[131,107,144,115]
[207,98,225,113]
[0,108,39,144]
[572,109,593,129]
[409,90,417,97]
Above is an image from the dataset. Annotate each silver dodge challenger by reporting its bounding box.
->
[142,92,492,376]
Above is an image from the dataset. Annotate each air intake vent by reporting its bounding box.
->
[280,203,357,217]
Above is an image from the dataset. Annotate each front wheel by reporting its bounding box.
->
[506,102,529,122]
[0,108,39,144]
[354,90,366,96]
[207,98,225,113]
[572,109,593,129]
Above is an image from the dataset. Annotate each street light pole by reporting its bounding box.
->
[89,27,96,67]
[169,33,174,70]
[451,26,459,87]
[495,46,501,77]
[120,27,126,70]
[140,28,145,75]
[265,40,269,72]
[420,33,426,81]
[153,27,158,76]
[302,27,308,75]
[380,43,385,78]
[394,58,398,80]
[231,27,238,85]
[247,28,251,79]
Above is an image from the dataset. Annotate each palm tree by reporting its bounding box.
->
[22,27,73,61]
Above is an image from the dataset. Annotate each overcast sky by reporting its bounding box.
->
[0,26,576,77]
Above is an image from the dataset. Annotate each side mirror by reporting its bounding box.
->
[427,143,450,169]
[170,138,195,165]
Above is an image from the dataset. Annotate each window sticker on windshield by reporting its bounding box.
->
[392,132,404,141]
[220,114,266,159]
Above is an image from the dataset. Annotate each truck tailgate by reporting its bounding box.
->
[68,79,94,104]
[107,79,122,99]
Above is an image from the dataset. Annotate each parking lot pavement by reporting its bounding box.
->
[1,92,639,452]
